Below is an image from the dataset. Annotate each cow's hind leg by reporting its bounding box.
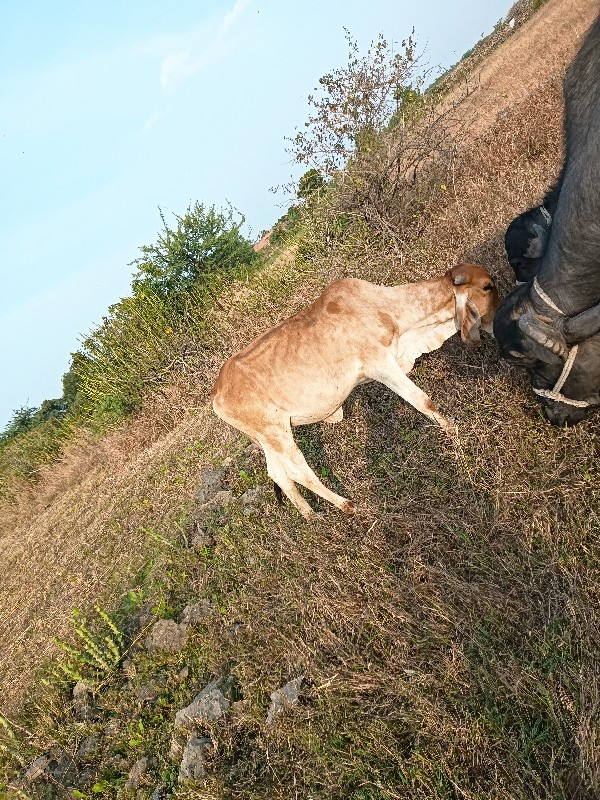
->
[263,446,315,518]
[263,430,355,516]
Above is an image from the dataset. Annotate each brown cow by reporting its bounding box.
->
[212,263,498,517]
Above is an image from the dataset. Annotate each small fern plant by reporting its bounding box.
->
[52,605,125,686]
[0,713,25,769]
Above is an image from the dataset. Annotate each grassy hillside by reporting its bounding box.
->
[1,2,599,798]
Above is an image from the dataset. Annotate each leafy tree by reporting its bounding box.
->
[1,398,68,446]
[34,398,67,423]
[388,85,423,130]
[297,169,326,202]
[62,351,91,411]
[290,29,422,178]
[131,202,258,301]
[289,28,458,253]
[1,406,37,443]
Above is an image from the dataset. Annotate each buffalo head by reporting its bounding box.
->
[504,206,552,283]
[494,286,600,425]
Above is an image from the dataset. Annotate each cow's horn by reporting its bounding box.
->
[518,313,569,359]
[563,301,600,343]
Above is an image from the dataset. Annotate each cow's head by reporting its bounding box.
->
[494,287,600,424]
[504,208,552,283]
[447,263,499,345]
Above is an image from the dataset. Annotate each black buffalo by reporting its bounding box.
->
[494,14,600,426]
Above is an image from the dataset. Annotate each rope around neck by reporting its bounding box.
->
[528,280,593,408]
[533,276,563,314]
[539,205,552,226]
[532,345,591,407]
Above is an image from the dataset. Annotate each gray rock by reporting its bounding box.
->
[76,735,99,763]
[52,753,77,784]
[196,470,225,504]
[266,676,303,726]
[137,683,159,703]
[241,486,265,515]
[77,766,98,786]
[241,487,264,506]
[202,489,234,511]
[177,665,190,681]
[125,602,155,642]
[23,753,52,782]
[180,600,212,626]
[104,718,121,739]
[178,736,212,783]
[146,619,188,654]
[175,680,230,731]
[190,523,212,551]
[72,680,94,720]
[149,785,169,800]
[124,756,148,790]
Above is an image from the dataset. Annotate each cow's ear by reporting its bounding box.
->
[563,301,600,343]
[518,313,568,364]
[455,293,481,345]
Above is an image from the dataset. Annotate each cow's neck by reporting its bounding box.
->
[385,276,455,331]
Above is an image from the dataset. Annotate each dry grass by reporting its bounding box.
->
[1,2,599,797]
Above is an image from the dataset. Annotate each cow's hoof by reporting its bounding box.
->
[342,500,356,515]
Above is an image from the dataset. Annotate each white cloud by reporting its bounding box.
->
[160,50,201,91]
[222,0,253,32]
[142,108,169,132]
[160,0,252,92]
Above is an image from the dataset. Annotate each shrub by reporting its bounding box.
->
[131,202,258,302]
[74,290,205,420]
[0,416,66,497]
[289,29,459,257]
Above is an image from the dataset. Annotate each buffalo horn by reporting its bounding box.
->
[563,301,600,343]
[518,313,569,359]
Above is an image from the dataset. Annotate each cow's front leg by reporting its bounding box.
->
[368,357,458,436]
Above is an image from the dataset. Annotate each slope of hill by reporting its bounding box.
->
[439,0,598,138]
[1,1,599,797]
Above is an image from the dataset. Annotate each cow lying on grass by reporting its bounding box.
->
[211,263,498,518]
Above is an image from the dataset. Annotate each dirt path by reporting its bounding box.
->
[442,0,598,138]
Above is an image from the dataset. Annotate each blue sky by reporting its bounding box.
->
[0,0,511,428]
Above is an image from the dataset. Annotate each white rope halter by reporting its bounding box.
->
[529,278,593,408]
[538,205,552,226]
[532,276,563,314]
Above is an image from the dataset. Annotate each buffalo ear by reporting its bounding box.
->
[563,301,600,343]
[455,293,481,345]
[518,313,568,364]
[523,224,549,258]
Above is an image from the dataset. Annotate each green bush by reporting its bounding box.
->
[74,290,202,419]
[0,200,262,494]
[0,416,66,497]
[131,202,258,301]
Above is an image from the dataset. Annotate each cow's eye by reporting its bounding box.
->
[483,283,494,292]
